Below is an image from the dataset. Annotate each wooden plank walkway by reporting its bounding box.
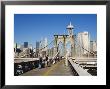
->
[20,60,73,76]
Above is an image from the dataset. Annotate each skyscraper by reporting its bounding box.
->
[93,41,97,52]
[77,31,90,55]
[90,41,97,52]
[17,44,21,49]
[36,41,40,57]
[29,44,33,50]
[14,43,17,52]
[24,42,28,48]
[36,41,39,49]
[44,37,48,51]
[90,41,93,52]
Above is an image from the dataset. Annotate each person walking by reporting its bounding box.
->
[52,57,55,64]
[46,55,50,67]
[42,56,46,68]
[65,50,70,66]
[45,55,47,67]
[38,56,42,69]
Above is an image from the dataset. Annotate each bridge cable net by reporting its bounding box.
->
[39,39,54,51]
[39,39,59,58]
[74,36,96,56]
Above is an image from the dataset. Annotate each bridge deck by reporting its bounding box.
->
[20,60,73,76]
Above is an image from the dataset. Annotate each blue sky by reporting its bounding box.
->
[14,14,97,48]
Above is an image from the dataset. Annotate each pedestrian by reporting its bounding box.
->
[48,58,51,67]
[38,56,42,69]
[45,55,48,66]
[44,55,47,67]
[51,57,55,64]
[65,50,70,66]
[42,56,46,68]
[47,58,51,67]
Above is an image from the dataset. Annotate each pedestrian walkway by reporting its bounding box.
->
[20,59,73,76]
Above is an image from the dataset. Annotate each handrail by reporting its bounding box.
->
[68,58,91,76]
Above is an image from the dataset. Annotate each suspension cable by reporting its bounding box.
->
[39,39,55,51]
[74,36,96,55]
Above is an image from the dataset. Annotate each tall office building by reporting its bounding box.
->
[24,42,28,48]
[39,38,43,50]
[20,44,24,51]
[17,44,21,49]
[90,41,93,52]
[44,37,48,51]
[29,44,33,50]
[93,41,97,52]
[14,43,17,52]
[90,41,97,52]
[36,41,40,57]
[77,31,90,55]
[39,38,48,51]
[36,41,39,49]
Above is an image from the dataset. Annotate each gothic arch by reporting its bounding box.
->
[54,35,75,57]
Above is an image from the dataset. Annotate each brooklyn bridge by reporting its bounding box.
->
[14,22,97,76]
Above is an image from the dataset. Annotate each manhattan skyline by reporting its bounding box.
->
[14,14,97,47]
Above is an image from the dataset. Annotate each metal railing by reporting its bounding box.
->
[68,58,91,76]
